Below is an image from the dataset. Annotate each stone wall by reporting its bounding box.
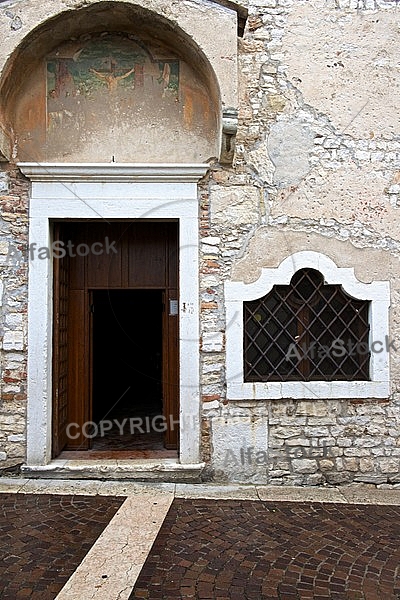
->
[200,0,400,486]
[0,165,28,470]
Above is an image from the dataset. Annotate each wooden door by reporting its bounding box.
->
[162,222,179,449]
[163,289,179,449]
[53,221,179,453]
[52,224,69,456]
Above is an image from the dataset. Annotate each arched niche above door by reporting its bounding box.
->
[0,0,245,164]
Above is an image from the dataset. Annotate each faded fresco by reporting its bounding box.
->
[12,31,217,161]
[45,34,185,159]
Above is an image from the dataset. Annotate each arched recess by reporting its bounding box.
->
[0,0,240,163]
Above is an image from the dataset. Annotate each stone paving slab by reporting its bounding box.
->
[3,479,400,506]
[129,498,400,600]
[15,478,104,496]
[0,478,176,497]
[0,493,124,599]
[56,489,174,600]
[256,485,346,504]
[175,484,259,500]
[96,481,175,497]
[340,483,400,505]
[4,478,400,505]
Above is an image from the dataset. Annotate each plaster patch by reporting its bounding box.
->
[267,117,314,187]
[271,163,394,237]
[231,229,394,285]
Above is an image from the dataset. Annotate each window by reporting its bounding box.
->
[225,252,390,400]
[244,268,370,382]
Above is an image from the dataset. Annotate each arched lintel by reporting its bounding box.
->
[225,251,390,303]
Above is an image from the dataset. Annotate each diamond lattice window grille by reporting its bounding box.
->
[244,268,370,382]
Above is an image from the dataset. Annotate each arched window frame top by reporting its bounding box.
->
[225,251,390,400]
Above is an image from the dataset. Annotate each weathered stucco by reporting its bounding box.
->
[283,0,400,139]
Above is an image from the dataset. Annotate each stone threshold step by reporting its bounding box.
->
[21,460,205,483]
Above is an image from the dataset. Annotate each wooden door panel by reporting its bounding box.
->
[163,288,179,449]
[167,223,178,289]
[52,224,69,457]
[127,223,167,288]
[86,223,123,288]
[164,223,179,449]
[66,289,89,449]
[64,223,86,291]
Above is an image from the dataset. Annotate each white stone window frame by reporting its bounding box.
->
[19,162,208,467]
[225,251,390,400]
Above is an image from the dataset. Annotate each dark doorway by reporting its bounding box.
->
[53,221,179,458]
[91,289,164,451]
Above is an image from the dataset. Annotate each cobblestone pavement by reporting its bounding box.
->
[130,499,400,600]
[0,493,124,599]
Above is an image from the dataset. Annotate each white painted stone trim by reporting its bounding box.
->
[225,251,391,400]
[18,163,210,182]
[0,127,11,161]
[19,162,209,467]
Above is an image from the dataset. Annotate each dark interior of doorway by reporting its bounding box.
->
[91,289,168,453]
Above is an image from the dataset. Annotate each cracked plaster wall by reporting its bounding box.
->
[201,0,400,486]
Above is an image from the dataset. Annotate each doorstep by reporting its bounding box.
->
[21,458,205,483]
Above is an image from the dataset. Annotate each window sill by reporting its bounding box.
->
[227,380,390,400]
